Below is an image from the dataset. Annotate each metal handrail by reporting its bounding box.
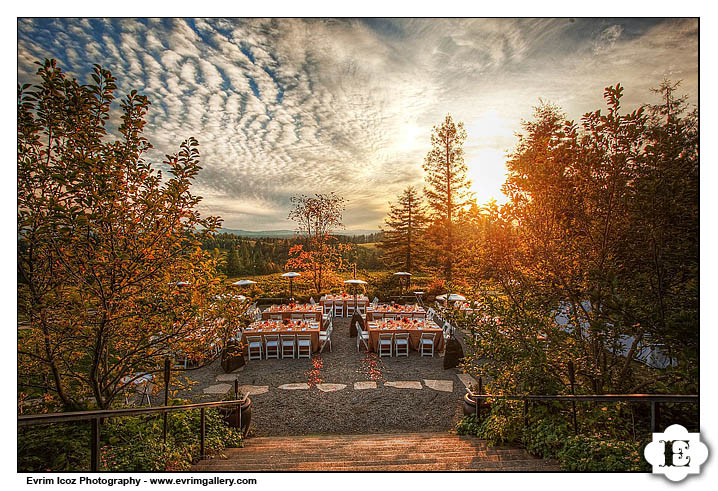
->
[18,395,247,472]
[467,393,698,403]
[17,398,247,425]
[465,390,698,434]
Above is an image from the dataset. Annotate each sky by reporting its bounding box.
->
[17,17,698,231]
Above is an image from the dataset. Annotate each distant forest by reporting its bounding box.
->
[200,232,385,276]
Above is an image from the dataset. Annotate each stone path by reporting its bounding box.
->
[193,432,561,471]
[207,378,459,395]
[178,317,470,437]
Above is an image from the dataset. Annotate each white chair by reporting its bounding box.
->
[309,297,316,305]
[356,324,370,352]
[264,334,280,359]
[121,374,153,405]
[373,312,384,320]
[372,297,379,306]
[297,335,312,359]
[385,314,396,321]
[394,332,410,357]
[334,302,344,317]
[291,313,303,321]
[443,322,453,343]
[346,302,355,316]
[304,313,316,321]
[357,303,366,315]
[270,313,282,320]
[319,323,333,353]
[420,332,436,357]
[378,333,393,357]
[280,335,296,359]
[323,303,333,315]
[247,336,263,361]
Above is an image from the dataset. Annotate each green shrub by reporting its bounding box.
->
[18,402,243,472]
[454,403,649,472]
[18,422,90,472]
[455,415,481,436]
[522,417,570,460]
[557,435,649,472]
[475,401,524,446]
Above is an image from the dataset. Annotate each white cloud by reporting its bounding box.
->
[17,18,698,230]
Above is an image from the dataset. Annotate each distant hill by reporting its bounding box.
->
[218,228,381,238]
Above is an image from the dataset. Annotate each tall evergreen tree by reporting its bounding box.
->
[225,244,241,276]
[379,186,427,272]
[422,114,473,282]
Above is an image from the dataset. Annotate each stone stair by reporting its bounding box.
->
[193,432,560,471]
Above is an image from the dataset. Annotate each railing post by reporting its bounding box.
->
[568,361,578,435]
[200,407,206,459]
[475,377,483,420]
[650,401,660,433]
[235,379,242,432]
[523,398,529,429]
[163,357,170,445]
[90,417,100,472]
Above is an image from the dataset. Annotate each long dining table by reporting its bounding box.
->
[261,303,323,322]
[320,294,370,317]
[365,318,444,353]
[241,319,322,354]
[366,304,426,321]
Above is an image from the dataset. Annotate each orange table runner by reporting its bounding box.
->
[366,304,426,321]
[261,304,323,322]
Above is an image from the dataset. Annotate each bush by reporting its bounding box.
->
[454,403,650,472]
[522,417,570,460]
[18,422,90,472]
[18,402,243,472]
[474,400,524,446]
[455,415,481,436]
[557,435,649,472]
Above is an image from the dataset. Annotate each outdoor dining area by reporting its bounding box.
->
[227,271,465,362]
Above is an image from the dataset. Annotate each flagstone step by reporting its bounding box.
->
[192,432,560,471]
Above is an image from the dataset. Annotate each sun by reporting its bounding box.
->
[463,110,516,207]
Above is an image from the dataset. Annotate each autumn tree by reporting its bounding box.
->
[378,186,427,272]
[423,114,473,282]
[462,83,698,396]
[17,60,247,410]
[285,193,347,294]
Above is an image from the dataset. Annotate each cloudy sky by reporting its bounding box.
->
[17,18,698,231]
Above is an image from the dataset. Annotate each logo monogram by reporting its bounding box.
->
[660,440,691,467]
[644,425,708,481]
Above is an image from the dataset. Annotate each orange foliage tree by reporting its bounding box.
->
[285,193,347,294]
[17,60,247,410]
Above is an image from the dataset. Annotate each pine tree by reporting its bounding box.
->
[379,186,427,272]
[226,244,241,276]
[422,114,473,282]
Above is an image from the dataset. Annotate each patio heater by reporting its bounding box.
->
[281,272,301,301]
[393,272,412,297]
[343,278,368,312]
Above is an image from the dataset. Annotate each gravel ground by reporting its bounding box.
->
[165,318,467,437]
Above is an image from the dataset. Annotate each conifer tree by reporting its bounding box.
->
[225,244,241,276]
[422,114,473,282]
[379,186,427,272]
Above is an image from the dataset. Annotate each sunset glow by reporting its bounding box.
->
[17,18,698,229]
